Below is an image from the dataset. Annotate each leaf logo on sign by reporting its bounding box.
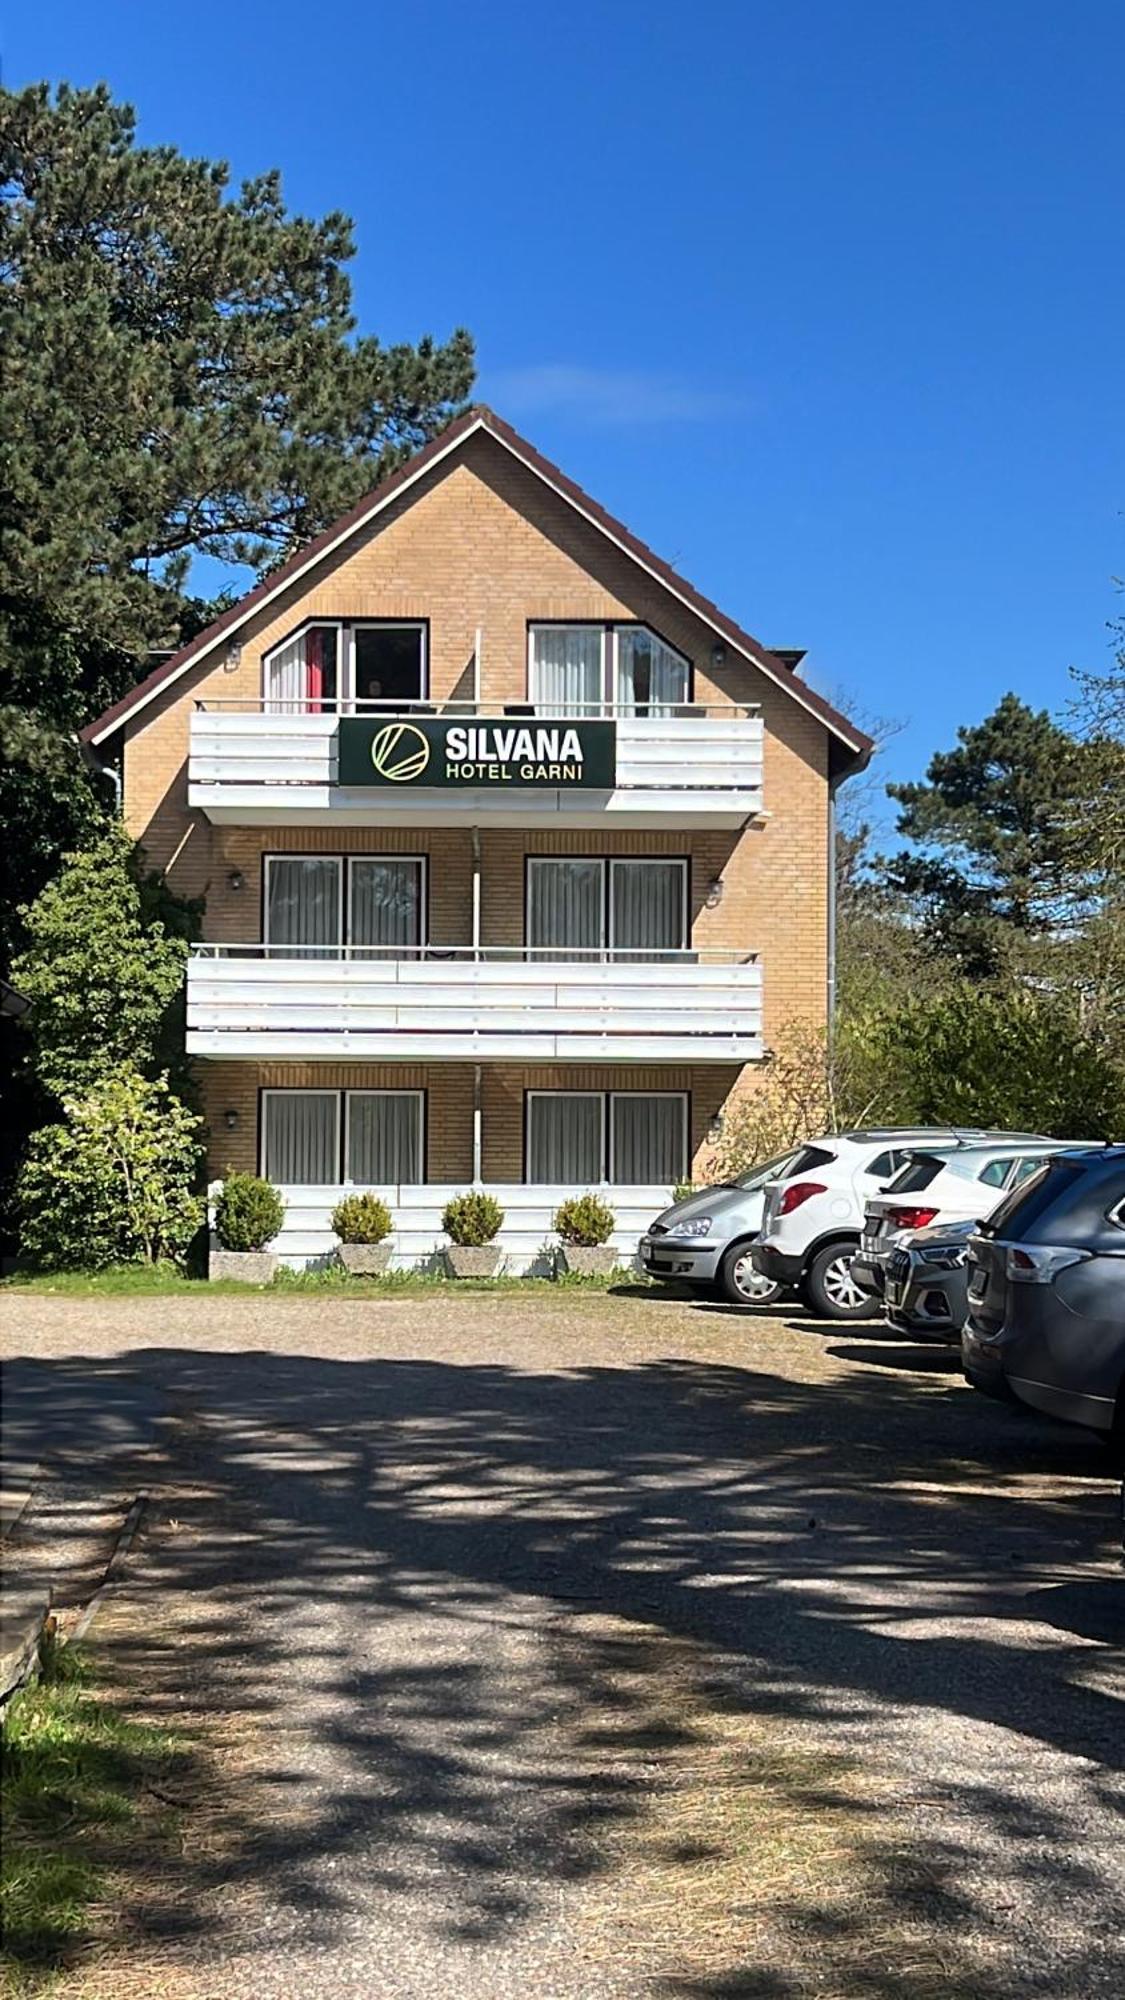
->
[369,722,431,783]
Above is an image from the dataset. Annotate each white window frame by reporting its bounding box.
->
[261,618,428,710]
[260,1088,341,1185]
[345,854,428,955]
[608,1091,689,1186]
[343,1089,425,1186]
[524,856,688,956]
[263,854,344,953]
[526,622,691,715]
[262,619,344,709]
[525,1090,607,1186]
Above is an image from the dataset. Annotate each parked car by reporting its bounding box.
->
[752,1128,1053,1321]
[639,1145,832,1304]
[962,1146,1125,1438]
[882,1218,977,1338]
[855,1139,1072,1298]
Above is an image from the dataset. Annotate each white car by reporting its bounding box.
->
[751,1127,1050,1320]
[855,1139,1079,1296]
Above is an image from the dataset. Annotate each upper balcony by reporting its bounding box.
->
[187,699,765,830]
[185,944,763,1063]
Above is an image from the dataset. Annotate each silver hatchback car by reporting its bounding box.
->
[639,1144,837,1304]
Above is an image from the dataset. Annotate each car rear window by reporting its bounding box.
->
[787,1144,836,1176]
[886,1156,945,1193]
[979,1160,1085,1237]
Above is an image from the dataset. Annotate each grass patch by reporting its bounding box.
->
[1,1643,192,1990]
[4,1262,651,1299]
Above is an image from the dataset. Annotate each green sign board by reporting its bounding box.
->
[338,716,617,790]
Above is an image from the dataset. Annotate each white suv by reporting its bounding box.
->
[856,1140,1074,1296]
[751,1128,1049,1320]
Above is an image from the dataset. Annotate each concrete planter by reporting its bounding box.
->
[444,1244,503,1279]
[336,1242,392,1276]
[556,1243,619,1277]
[210,1249,278,1285]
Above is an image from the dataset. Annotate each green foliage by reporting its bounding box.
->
[11,822,199,1103]
[553,1193,616,1246]
[859,986,1124,1140]
[442,1191,504,1247]
[671,1180,697,1203]
[708,1017,883,1180]
[213,1172,284,1252]
[331,1193,392,1244]
[17,1069,203,1269]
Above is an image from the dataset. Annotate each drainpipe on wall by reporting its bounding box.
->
[471,826,483,1183]
[826,775,839,1049]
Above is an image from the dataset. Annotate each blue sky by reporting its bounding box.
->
[9,1,1123,819]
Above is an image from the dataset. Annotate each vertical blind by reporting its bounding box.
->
[263,1092,338,1185]
[527,859,602,957]
[529,626,604,712]
[265,626,338,711]
[347,1093,422,1182]
[610,861,684,957]
[616,629,688,714]
[611,1095,685,1183]
[350,860,423,953]
[266,857,340,958]
[527,858,686,957]
[527,1095,603,1184]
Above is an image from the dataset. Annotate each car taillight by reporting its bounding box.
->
[778,1181,827,1215]
[1005,1245,1090,1284]
[887,1206,939,1230]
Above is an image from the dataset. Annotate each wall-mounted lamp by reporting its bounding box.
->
[711,642,727,668]
[224,642,243,673]
[705,876,725,909]
[224,1108,239,1131]
[227,869,245,892]
[706,1111,725,1144]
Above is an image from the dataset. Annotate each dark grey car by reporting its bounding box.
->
[962,1147,1125,1436]
[883,1218,976,1340]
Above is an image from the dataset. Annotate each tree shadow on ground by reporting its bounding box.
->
[3,1331,1123,1995]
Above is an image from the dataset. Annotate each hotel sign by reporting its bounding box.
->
[338,717,616,790]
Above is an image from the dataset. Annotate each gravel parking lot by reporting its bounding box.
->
[3,1286,1123,1998]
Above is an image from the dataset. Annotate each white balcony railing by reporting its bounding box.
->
[186,945,763,1062]
[187,701,764,827]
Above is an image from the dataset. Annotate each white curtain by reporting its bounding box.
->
[611,1095,686,1184]
[616,629,688,715]
[528,1095,603,1184]
[265,632,308,712]
[350,860,423,954]
[611,861,685,958]
[266,857,340,959]
[530,626,603,713]
[347,1093,422,1183]
[527,859,603,958]
[264,1093,338,1185]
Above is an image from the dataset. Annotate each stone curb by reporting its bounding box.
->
[0,1587,53,1707]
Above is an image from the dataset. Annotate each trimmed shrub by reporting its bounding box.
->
[331,1193,392,1244]
[671,1180,696,1204]
[554,1193,615,1247]
[214,1172,284,1252]
[442,1191,504,1247]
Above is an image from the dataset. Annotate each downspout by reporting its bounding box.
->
[826,774,839,1050]
[472,826,482,1183]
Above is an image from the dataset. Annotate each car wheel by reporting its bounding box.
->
[800,1243,878,1321]
[718,1242,783,1307]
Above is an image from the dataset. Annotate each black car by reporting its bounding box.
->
[962,1146,1125,1437]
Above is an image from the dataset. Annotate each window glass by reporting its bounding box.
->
[978,1157,1014,1188]
[263,1093,338,1185]
[1010,1154,1049,1189]
[347,1093,422,1184]
[527,859,603,957]
[265,625,338,711]
[354,625,425,705]
[527,1095,603,1184]
[980,1161,1083,1237]
[611,1095,686,1184]
[529,627,603,713]
[734,1148,800,1190]
[265,857,341,958]
[865,1150,899,1180]
[611,860,685,957]
[616,628,689,715]
[350,859,423,953]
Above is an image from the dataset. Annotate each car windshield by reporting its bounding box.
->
[733,1144,834,1190]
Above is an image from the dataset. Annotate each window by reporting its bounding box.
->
[262,1091,339,1184]
[346,1092,423,1183]
[526,1091,688,1185]
[261,1089,425,1186]
[265,625,339,712]
[528,624,690,716]
[263,621,426,712]
[263,855,425,957]
[978,1157,1015,1189]
[352,623,426,706]
[526,857,687,958]
[864,1149,902,1181]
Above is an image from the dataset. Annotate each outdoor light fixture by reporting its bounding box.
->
[705,876,725,908]
[707,1111,725,1143]
[224,1109,239,1131]
[224,642,242,672]
[711,642,727,667]
[227,869,245,892]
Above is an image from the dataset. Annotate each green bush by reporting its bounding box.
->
[17,1068,203,1270]
[442,1191,504,1247]
[671,1180,696,1204]
[331,1193,392,1244]
[553,1193,616,1246]
[214,1172,284,1252]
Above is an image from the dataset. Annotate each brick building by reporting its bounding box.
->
[84,408,871,1268]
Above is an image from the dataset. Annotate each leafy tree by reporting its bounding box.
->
[881,694,1078,977]
[0,80,475,963]
[10,822,200,1103]
[17,1068,203,1269]
[706,1017,885,1180]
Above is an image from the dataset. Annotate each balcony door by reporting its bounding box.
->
[265,855,425,958]
[526,857,686,961]
[528,624,689,716]
[265,625,339,712]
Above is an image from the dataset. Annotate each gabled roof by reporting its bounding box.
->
[83,406,873,771]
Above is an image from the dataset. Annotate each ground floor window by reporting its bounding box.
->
[261,1088,424,1184]
[526,1091,688,1185]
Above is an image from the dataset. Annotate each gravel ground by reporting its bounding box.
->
[2,1287,1123,1999]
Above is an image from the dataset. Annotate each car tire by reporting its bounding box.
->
[800,1243,879,1321]
[718,1241,784,1307]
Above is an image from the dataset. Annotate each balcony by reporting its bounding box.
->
[186,945,763,1062]
[187,700,764,829]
